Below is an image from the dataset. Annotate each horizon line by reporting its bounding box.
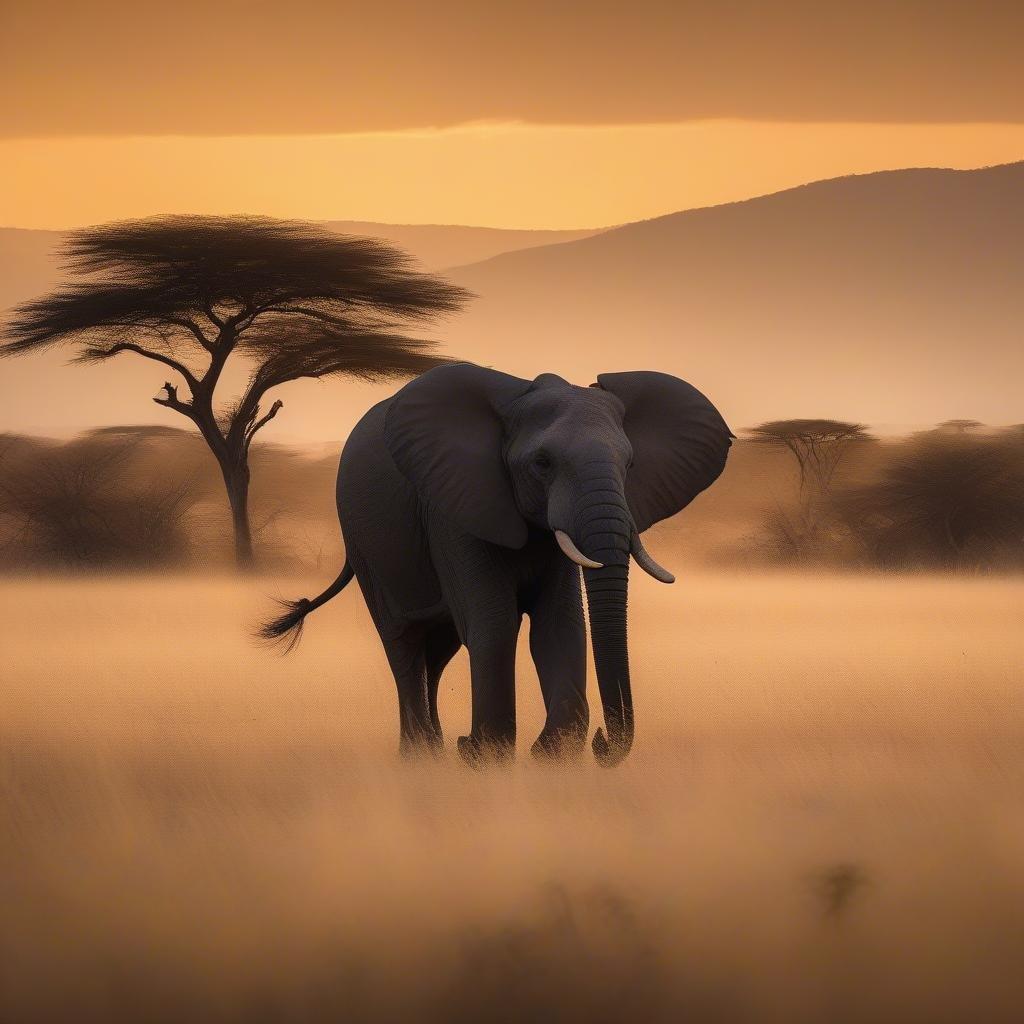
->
[2,157,1021,236]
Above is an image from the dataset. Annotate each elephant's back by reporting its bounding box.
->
[337,398,442,617]
[337,398,405,514]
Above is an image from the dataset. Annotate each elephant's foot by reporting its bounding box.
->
[530,724,588,761]
[457,733,515,768]
[399,729,445,760]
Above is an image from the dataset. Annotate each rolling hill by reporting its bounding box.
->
[446,162,1024,430]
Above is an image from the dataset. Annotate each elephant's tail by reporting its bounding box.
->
[257,562,355,653]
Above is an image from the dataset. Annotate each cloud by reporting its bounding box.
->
[3,1,1024,137]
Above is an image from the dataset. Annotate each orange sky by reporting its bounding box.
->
[3,122,1024,230]
[5,1,1024,136]
[2,0,1022,442]
[2,1,1023,229]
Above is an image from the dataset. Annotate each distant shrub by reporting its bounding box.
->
[0,428,341,573]
[835,432,1024,569]
[0,434,195,569]
[744,426,1024,572]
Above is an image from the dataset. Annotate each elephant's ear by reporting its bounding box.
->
[384,363,534,548]
[596,371,733,533]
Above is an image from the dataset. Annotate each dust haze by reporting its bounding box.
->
[3,572,1022,1022]
[3,421,1021,1020]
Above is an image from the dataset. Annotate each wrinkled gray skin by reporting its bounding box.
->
[269,363,732,766]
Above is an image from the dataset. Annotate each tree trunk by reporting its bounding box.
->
[221,461,255,571]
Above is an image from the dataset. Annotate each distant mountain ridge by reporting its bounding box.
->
[321,221,603,271]
[443,161,1024,428]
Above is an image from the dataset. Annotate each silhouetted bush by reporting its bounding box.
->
[836,431,1024,569]
[743,426,1024,571]
[0,428,341,572]
[0,433,196,569]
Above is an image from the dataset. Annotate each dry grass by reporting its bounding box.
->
[1,572,1022,1023]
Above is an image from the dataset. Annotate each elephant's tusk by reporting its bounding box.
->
[554,530,603,569]
[630,533,675,584]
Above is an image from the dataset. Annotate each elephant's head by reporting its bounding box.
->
[384,363,733,765]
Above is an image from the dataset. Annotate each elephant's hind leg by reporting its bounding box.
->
[424,622,461,744]
[380,629,441,756]
[426,522,521,764]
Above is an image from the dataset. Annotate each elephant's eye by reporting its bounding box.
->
[532,451,552,472]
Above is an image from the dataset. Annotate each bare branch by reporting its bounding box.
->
[201,302,225,333]
[83,342,199,389]
[152,381,195,419]
[239,302,356,333]
[164,317,213,349]
[244,399,284,450]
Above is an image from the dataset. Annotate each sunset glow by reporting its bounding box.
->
[5,120,1024,229]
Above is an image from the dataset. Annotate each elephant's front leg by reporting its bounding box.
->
[527,559,588,758]
[429,523,521,764]
[459,614,520,763]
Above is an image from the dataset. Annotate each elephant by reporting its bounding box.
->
[261,362,732,765]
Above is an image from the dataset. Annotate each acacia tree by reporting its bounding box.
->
[748,419,869,501]
[748,418,869,558]
[935,419,984,435]
[0,432,194,570]
[1,216,468,568]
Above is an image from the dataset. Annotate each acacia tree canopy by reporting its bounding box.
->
[748,419,868,494]
[3,214,468,384]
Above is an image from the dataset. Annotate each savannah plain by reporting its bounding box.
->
[4,3,1024,1017]
[2,163,1023,1023]
[2,564,1021,1022]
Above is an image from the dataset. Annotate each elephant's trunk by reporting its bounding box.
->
[584,560,634,766]
[573,480,635,766]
